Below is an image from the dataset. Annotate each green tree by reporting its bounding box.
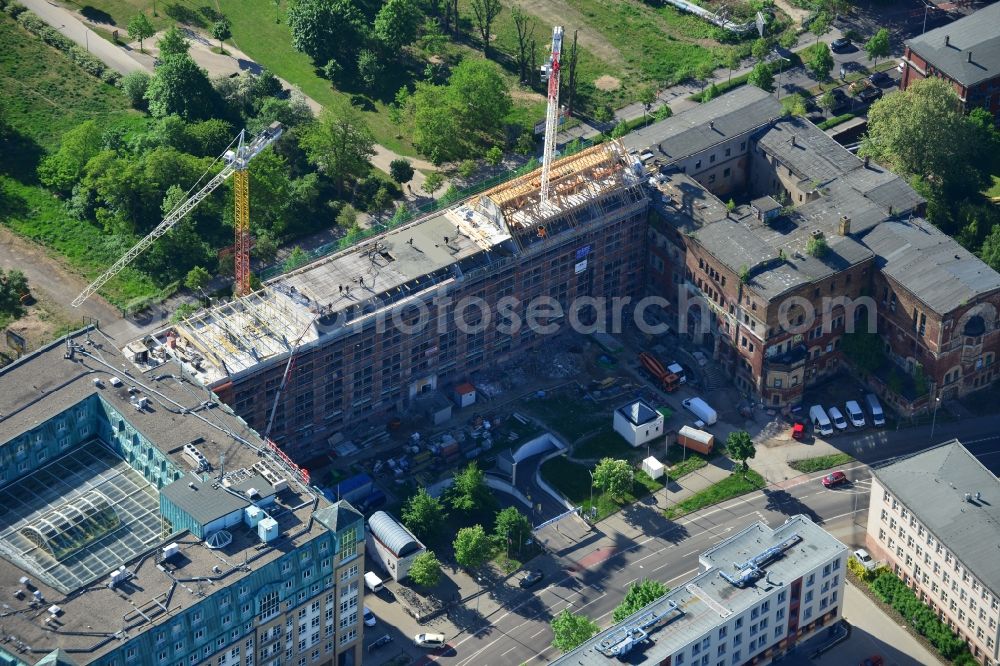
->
[283,246,309,271]
[981,224,1000,273]
[724,51,741,83]
[726,430,756,474]
[806,43,834,80]
[781,92,807,117]
[254,231,279,264]
[748,62,774,92]
[458,159,476,179]
[38,120,104,194]
[639,84,657,111]
[819,90,836,113]
[374,0,421,51]
[127,13,154,53]
[514,131,535,155]
[447,461,490,513]
[408,550,442,587]
[300,98,376,196]
[550,609,599,653]
[653,104,672,121]
[286,0,366,65]
[0,269,29,315]
[865,27,890,67]
[485,145,503,173]
[121,71,151,109]
[610,120,628,138]
[145,54,220,120]
[810,11,830,45]
[613,580,669,622]
[448,59,511,141]
[453,525,492,570]
[157,26,190,58]
[593,458,633,500]
[389,160,414,186]
[184,265,211,291]
[751,37,770,61]
[212,16,232,51]
[356,49,382,90]
[493,506,531,553]
[401,487,445,539]
[807,234,829,257]
[470,0,502,55]
[421,171,444,196]
[410,83,459,163]
[335,203,358,230]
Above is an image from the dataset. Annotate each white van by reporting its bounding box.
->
[364,571,384,593]
[809,405,834,436]
[844,400,866,428]
[827,406,848,432]
[865,394,885,427]
[681,397,718,426]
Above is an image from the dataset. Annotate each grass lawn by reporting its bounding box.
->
[788,452,854,473]
[0,15,159,307]
[986,176,1000,199]
[573,427,636,460]
[664,469,765,519]
[664,445,709,480]
[520,392,608,443]
[540,455,663,521]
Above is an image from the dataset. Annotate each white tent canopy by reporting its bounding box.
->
[642,456,665,480]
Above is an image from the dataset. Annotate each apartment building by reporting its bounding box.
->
[630,87,1000,412]
[865,440,1000,665]
[129,141,648,462]
[900,2,1000,124]
[0,329,365,666]
[553,515,847,665]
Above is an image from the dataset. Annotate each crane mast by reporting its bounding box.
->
[71,122,284,308]
[539,25,564,206]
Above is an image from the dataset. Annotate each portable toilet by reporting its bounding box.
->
[244,505,265,528]
[258,517,279,543]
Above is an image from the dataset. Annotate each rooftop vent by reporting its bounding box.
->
[945,35,950,46]
[109,376,123,387]
[162,543,180,560]
[92,378,102,388]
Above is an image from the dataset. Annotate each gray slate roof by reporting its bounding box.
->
[623,85,782,160]
[161,473,251,527]
[873,440,1000,595]
[906,2,1000,86]
[368,510,422,558]
[618,399,659,426]
[862,218,1000,314]
[314,500,363,534]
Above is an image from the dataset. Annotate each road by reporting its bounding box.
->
[375,420,1000,666]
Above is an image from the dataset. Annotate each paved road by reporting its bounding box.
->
[18,0,142,74]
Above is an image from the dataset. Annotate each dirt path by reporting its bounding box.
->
[514,0,625,68]
[772,0,812,26]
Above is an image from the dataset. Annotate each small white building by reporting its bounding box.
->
[613,399,664,448]
[366,510,426,582]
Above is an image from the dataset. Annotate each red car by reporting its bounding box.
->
[822,471,848,488]
[791,422,805,440]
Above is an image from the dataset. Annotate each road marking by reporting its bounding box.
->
[530,627,547,639]
[626,577,639,587]
[684,549,698,556]
[501,645,520,657]
[664,566,699,581]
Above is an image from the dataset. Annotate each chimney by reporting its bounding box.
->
[945,35,950,46]
[968,51,973,63]
[790,135,796,148]
[864,156,870,168]
[839,215,851,236]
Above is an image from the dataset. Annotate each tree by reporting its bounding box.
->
[639,85,657,112]
[283,246,309,271]
[421,171,444,197]
[300,98,375,196]
[819,90,836,113]
[38,120,105,194]
[286,0,366,66]
[726,430,756,474]
[748,62,774,92]
[448,59,512,139]
[781,92,807,117]
[485,145,503,173]
[335,203,358,230]
[981,224,1000,273]
[212,16,232,52]
[185,265,211,291]
[701,83,720,102]
[810,11,830,45]
[374,0,421,51]
[865,28,890,67]
[356,49,383,90]
[613,580,669,622]
[751,37,770,61]
[725,51,741,83]
[127,13,154,53]
[550,609,599,653]
[511,4,534,82]
[458,159,476,179]
[453,525,492,570]
[120,71,151,110]
[409,550,442,587]
[145,54,220,120]
[254,231,279,264]
[0,269,29,315]
[493,506,531,554]
[470,0,502,55]
[389,158,415,185]
[593,458,633,500]
[157,27,190,58]
[806,43,834,80]
[447,461,490,513]
[401,487,445,539]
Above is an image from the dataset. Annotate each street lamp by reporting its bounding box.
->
[930,395,942,441]
[588,469,594,517]
[476,576,484,614]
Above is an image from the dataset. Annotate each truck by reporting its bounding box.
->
[639,352,679,393]
[681,397,718,426]
[364,571,385,593]
[677,425,715,455]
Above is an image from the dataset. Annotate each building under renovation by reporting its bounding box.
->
[127,141,648,461]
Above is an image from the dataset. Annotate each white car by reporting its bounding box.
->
[844,400,866,428]
[854,548,876,571]
[413,633,447,648]
[363,606,376,627]
[827,406,848,431]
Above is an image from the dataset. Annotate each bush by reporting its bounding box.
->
[15,10,118,84]
[817,113,854,130]
[121,71,151,109]
[4,1,26,17]
[867,571,971,659]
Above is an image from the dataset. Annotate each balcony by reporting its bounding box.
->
[767,345,808,371]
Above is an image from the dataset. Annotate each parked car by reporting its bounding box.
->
[791,422,806,440]
[519,570,544,588]
[367,635,392,653]
[859,86,883,103]
[830,37,852,52]
[822,470,848,488]
[363,606,376,627]
[865,393,886,427]
[827,406,848,432]
[413,633,447,648]
[845,400,866,428]
[868,70,892,87]
[809,405,834,436]
[853,548,876,571]
[896,60,905,73]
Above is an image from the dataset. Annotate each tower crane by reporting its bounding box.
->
[71,122,284,308]
[538,25,564,206]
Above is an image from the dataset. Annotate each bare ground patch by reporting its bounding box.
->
[513,0,625,67]
[594,75,621,91]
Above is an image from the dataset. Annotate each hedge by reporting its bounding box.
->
[12,7,120,85]
[688,72,752,102]
[817,113,855,131]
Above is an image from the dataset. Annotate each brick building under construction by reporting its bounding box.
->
[128,141,648,461]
